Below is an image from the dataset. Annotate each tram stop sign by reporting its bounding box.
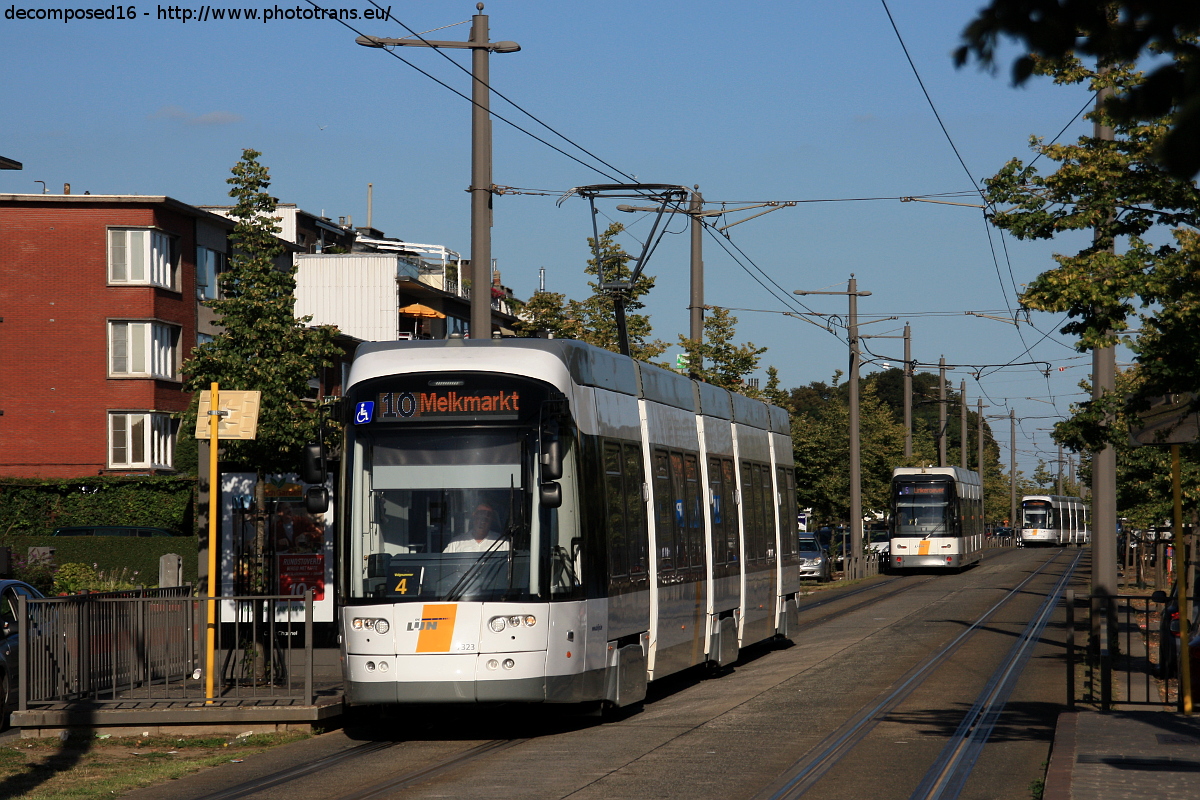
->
[1129,392,1200,446]
[194,390,262,440]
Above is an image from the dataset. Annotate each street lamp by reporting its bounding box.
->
[794,276,872,579]
[357,4,520,339]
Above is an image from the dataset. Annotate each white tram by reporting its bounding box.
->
[337,339,800,708]
[888,466,984,570]
[1019,495,1089,547]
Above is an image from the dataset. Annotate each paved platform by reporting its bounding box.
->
[1045,710,1200,800]
[11,649,346,738]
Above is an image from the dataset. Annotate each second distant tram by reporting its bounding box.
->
[1019,495,1089,547]
[888,466,984,570]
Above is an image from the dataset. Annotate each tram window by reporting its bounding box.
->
[683,454,703,570]
[708,456,727,567]
[778,467,797,559]
[623,443,648,580]
[654,450,678,580]
[604,442,629,577]
[722,459,738,562]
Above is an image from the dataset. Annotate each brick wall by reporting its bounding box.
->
[0,201,202,478]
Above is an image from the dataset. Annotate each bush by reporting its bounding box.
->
[10,550,57,594]
[53,563,98,594]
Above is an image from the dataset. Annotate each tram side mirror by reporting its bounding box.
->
[1151,590,1168,604]
[300,443,326,485]
[541,439,563,482]
[305,485,329,514]
[367,553,390,578]
[540,482,562,508]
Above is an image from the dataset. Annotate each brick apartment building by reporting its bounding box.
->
[0,193,233,478]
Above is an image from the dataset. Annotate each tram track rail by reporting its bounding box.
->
[193,740,400,800]
[186,548,1041,800]
[754,548,1075,800]
[908,549,1083,800]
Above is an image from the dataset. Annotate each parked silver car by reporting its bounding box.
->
[798,536,832,582]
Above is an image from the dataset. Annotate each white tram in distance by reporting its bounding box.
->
[337,339,800,709]
[888,466,984,571]
[1019,495,1089,547]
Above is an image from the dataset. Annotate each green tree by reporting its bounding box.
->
[516,223,667,361]
[789,373,911,525]
[956,2,1200,180]
[678,306,768,393]
[183,149,342,474]
[982,56,1200,450]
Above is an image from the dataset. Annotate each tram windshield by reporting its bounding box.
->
[893,481,954,536]
[1022,500,1051,528]
[347,428,550,603]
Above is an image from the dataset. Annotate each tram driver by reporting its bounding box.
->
[444,502,510,552]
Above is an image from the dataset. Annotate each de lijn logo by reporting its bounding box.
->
[354,401,375,425]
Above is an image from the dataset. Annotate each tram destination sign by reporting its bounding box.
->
[368,388,522,422]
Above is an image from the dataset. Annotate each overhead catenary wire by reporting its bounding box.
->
[303,0,635,186]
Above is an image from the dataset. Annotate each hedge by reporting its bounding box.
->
[3,534,199,589]
[0,476,196,536]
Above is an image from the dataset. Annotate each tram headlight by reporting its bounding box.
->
[365,661,376,672]
[502,659,516,670]
[489,614,538,632]
[352,617,389,633]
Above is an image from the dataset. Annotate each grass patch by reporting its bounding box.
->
[0,731,310,800]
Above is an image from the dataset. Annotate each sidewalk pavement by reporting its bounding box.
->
[1044,710,1200,800]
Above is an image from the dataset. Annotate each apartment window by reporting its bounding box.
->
[196,245,226,300]
[108,228,177,289]
[109,412,175,469]
[109,320,180,379]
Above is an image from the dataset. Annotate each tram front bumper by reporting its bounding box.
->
[345,651,549,704]
[892,554,961,568]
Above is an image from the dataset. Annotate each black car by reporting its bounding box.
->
[1151,586,1200,679]
[1,579,46,729]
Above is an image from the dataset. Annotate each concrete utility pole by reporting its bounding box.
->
[1011,411,1018,528]
[977,398,985,476]
[961,380,969,471]
[1093,78,1119,597]
[1057,443,1065,496]
[794,276,872,579]
[689,187,704,359]
[939,357,948,467]
[905,324,913,459]
[620,191,793,372]
[356,4,521,339]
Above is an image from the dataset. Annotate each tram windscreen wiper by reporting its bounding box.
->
[444,535,508,602]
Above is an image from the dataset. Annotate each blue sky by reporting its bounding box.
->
[2,0,1121,479]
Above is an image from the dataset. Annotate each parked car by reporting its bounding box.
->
[52,525,175,537]
[797,536,832,583]
[1151,586,1200,681]
[1,579,46,729]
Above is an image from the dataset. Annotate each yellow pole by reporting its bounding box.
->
[1174,444,1192,714]
[205,382,220,704]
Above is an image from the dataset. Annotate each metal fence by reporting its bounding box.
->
[18,590,315,711]
[1065,590,1189,711]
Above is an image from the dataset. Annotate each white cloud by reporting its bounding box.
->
[149,106,242,126]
